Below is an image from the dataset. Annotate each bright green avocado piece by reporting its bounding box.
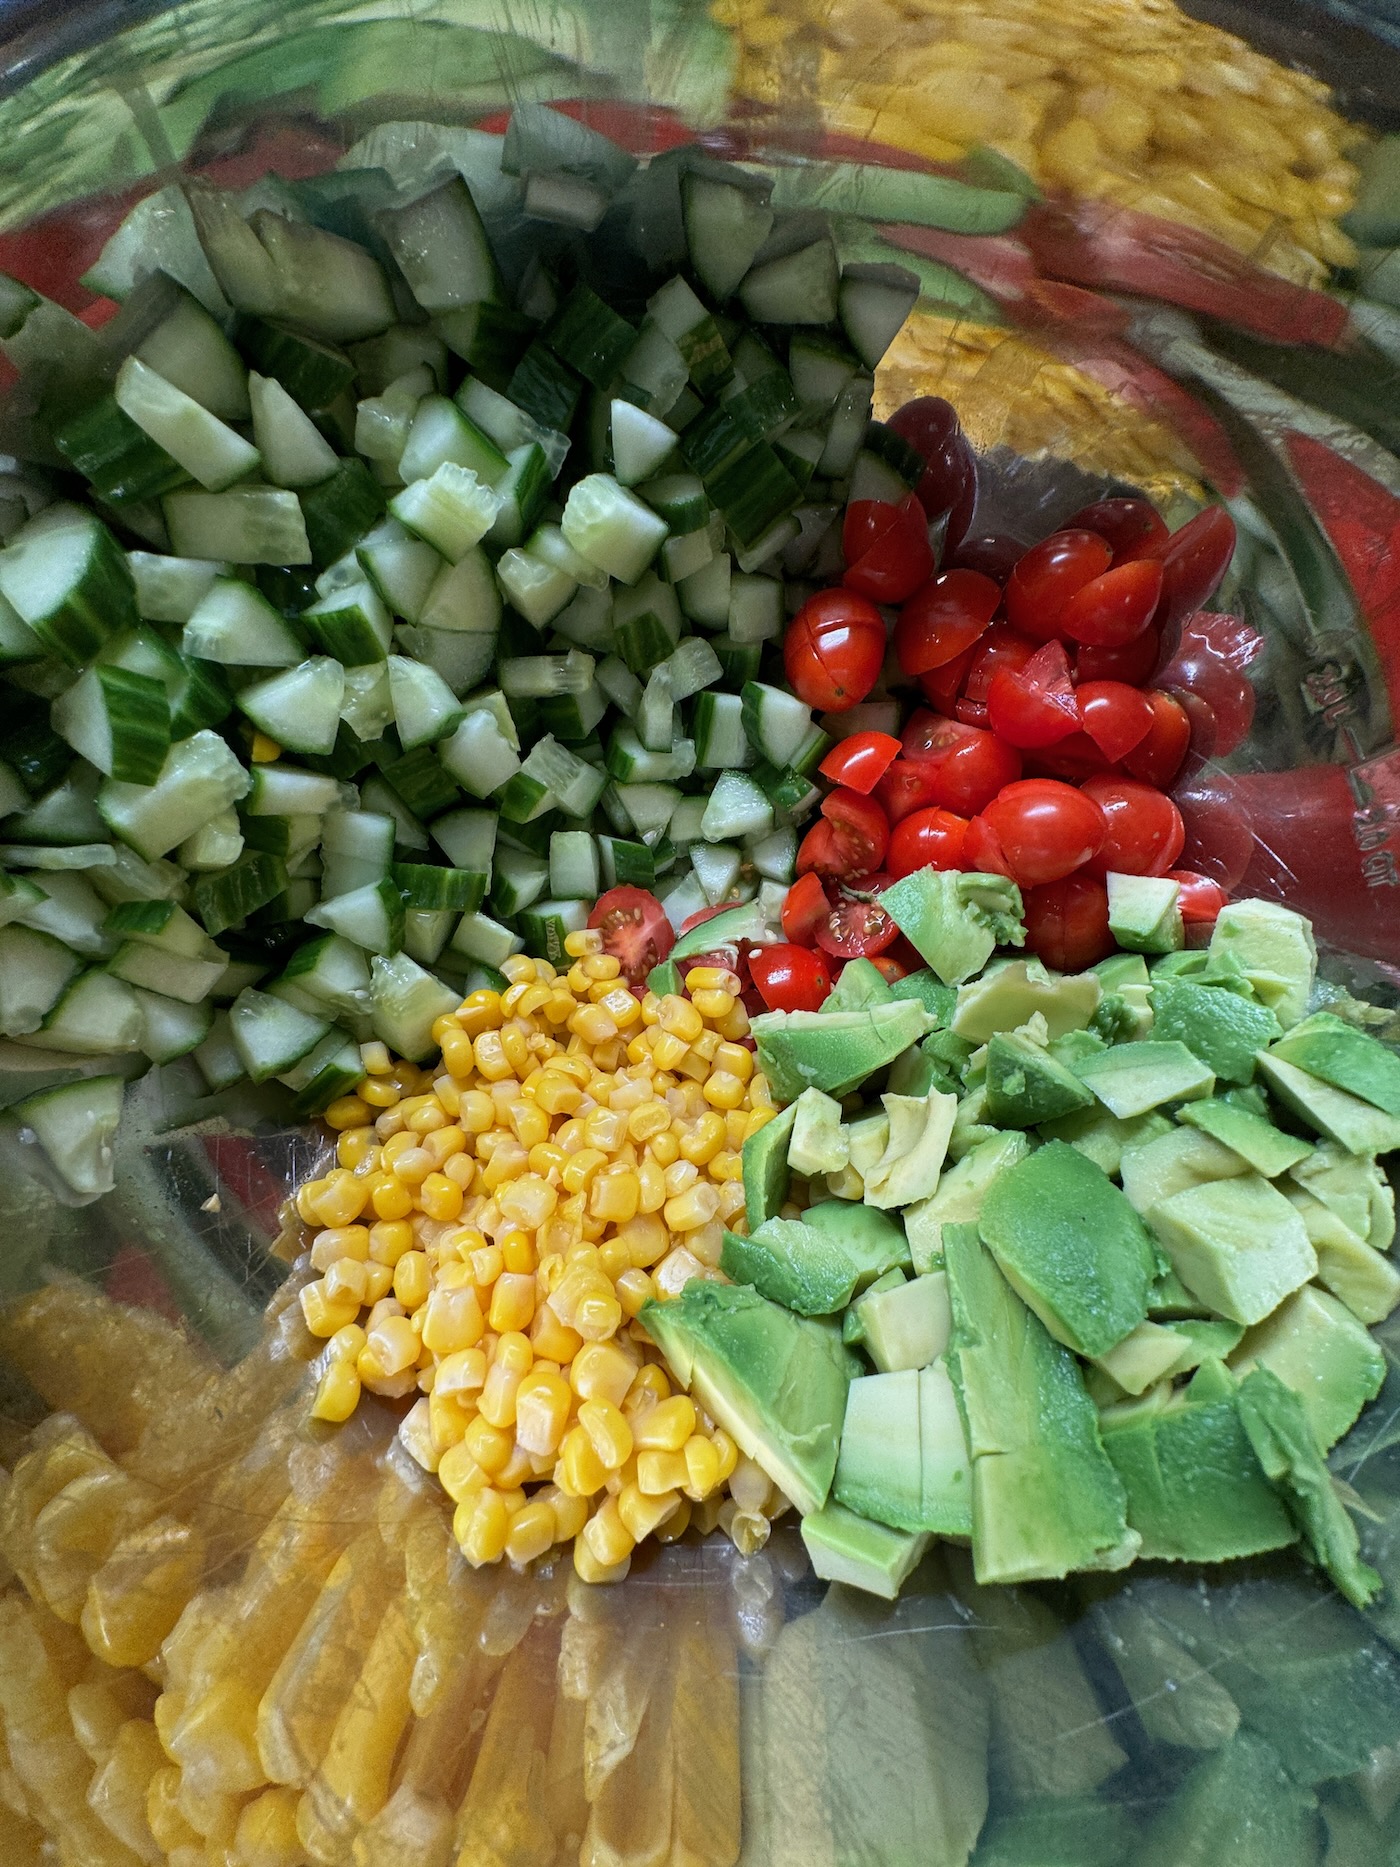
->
[1148,978,1281,1084]
[887,968,957,1024]
[1093,1320,1191,1396]
[1285,1188,1400,1326]
[834,1362,971,1535]
[951,956,1101,1042]
[1177,1095,1313,1177]
[1099,1363,1297,1562]
[856,1270,951,1372]
[786,1086,849,1177]
[1290,1140,1394,1248]
[750,1000,930,1103]
[944,1222,1135,1583]
[1231,1285,1384,1452]
[1107,872,1183,954]
[1145,1174,1316,1326]
[985,1029,1095,1127]
[1075,1040,1216,1118]
[1206,897,1317,1028]
[842,1267,904,1345]
[1161,1316,1245,1374]
[1120,1125,1249,1215]
[1269,1009,1400,1115]
[799,1501,930,1601]
[646,958,683,996]
[1040,1104,1172,1178]
[861,1088,957,1209]
[904,1130,1031,1272]
[1093,950,1153,1037]
[640,1280,850,1517]
[978,1140,1158,1360]
[881,867,1025,986]
[720,1218,860,1317]
[1257,1050,1400,1155]
[801,1198,911,1285]
[821,955,893,1012]
[741,1099,794,1229]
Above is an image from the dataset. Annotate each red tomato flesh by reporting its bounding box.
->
[749,943,833,1012]
[986,639,1080,749]
[1003,530,1113,641]
[818,731,901,794]
[1065,497,1170,563]
[588,887,674,986]
[1077,680,1156,763]
[815,896,901,959]
[1023,873,1115,970]
[888,807,969,877]
[1056,558,1164,648]
[894,569,1001,676]
[843,494,935,604]
[1081,776,1186,877]
[781,872,831,945]
[784,588,887,712]
[895,715,1023,818]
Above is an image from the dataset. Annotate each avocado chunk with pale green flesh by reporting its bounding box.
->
[1178,1094,1314,1177]
[1074,1039,1216,1117]
[1148,977,1281,1084]
[905,1131,1032,1272]
[741,1098,794,1229]
[856,1270,951,1373]
[951,956,1101,1042]
[821,955,893,1012]
[640,1280,850,1516]
[799,1502,931,1601]
[947,1082,1000,1160]
[843,1108,888,1185]
[1147,1264,1210,1317]
[1039,1103,1171,1177]
[786,1086,848,1177]
[720,1218,860,1317]
[1119,1124,1249,1214]
[887,967,957,1023]
[1162,1316,1245,1374]
[1047,1026,1106,1071]
[861,1088,958,1209]
[971,1797,1138,1867]
[751,999,930,1103]
[978,1141,1158,1360]
[1230,1286,1384,1450]
[1145,1173,1316,1325]
[842,1267,904,1345]
[1099,1364,1297,1562]
[984,1030,1095,1126]
[801,1197,911,1287]
[1270,1009,1400,1114]
[885,1038,959,1099]
[646,958,683,997]
[1138,1732,1319,1867]
[1207,896,1317,1028]
[1236,1364,1380,1607]
[944,1222,1136,1583]
[1290,1140,1395,1247]
[1094,950,1153,1036]
[1258,1049,1400,1154]
[882,867,1025,986]
[1107,871,1184,954]
[1093,1320,1191,1395]
[834,1363,971,1534]
[1286,1188,1400,1325]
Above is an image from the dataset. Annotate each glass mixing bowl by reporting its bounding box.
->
[3,4,1400,1864]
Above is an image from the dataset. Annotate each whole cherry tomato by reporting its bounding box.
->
[1056,559,1164,647]
[1166,869,1229,924]
[962,623,1039,705]
[980,779,1107,887]
[987,640,1080,749]
[888,806,969,878]
[1148,506,1237,631]
[797,787,890,880]
[588,887,674,987]
[896,714,1023,818]
[1081,777,1186,877]
[1121,691,1192,789]
[843,494,934,604]
[1065,496,1170,563]
[784,588,886,712]
[894,569,1001,676]
[1022,873,1115,971]
[781,871,830,945]
[815,894,900,960]
[818,730,901,795]
[886,396,977,547]
[1074,626,1161,686]
[1003,530,1112,641]
[1076,680,1156,763]
[868,955,910,984]
[749,942,833,1012]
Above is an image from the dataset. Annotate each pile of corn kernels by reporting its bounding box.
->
[291,930,786,1583]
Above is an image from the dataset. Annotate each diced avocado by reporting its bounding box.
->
[944,1223,1135,1582]
[1270,1009,1400,1115]
[845,1109,889,1181]
[1149,977,1281,1085]
[1120,1124,1248,1214]
[984,1030,1094,1128]
[799,1501,931,1601]
[951,956,1101,1042]
[1075,1040,1216,1118]
[1093,1320,1191,1395]
[1237,1365,1380,1607]
[1230,1285,1384,1450]
[751,1000,930,1102]
[1145,1174,1316,1325]
[1286,1189,1400,1325]
[887,968,957,1024]
[1096,1380,1177,1429]
[1047,1027,1106,1070]
[801,1198,911,1286]
[882,868,1025,986]
[1138,1732,1319,1867]
[741,1099,795,1229]
[824,1164,865,1201]
[1091,1586,1241,1753]
[1099,1364,1297,1561]
[856,1270,951,1373]
[821,956,893,1012]
[971,1797,1138,1867]
[947,1083,999,1161]
[1207,897,1317,1028]
[786,1086,849,1177]
[646,958,683,996]
[1037,1104,1168,1177]
[885,1039,957,1099]
[1161,1316,1244,1373]
[1107,871,1184,954]
[1152,948,1212,979]
[1262,1043,1400,1163]
[640,1280,850,1516]
[1177,1095,1313,1177]
[1290,1140,1394,1248]
[1147,1265,1209,1317]
[1094,950,1153,1036]
[904,1132,1031,1273]
[720,1218,860,1317]
[834,1363,971,1535]
[862,1088,957,1209]
[978,1141,1158,1360]
[842,1267,904,1344]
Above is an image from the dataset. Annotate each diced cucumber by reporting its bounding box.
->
[182,576,303,666]
[386,654,465,748]
[691,840,742,906]
[306,876,405,955]
[694,691,754,771]
[420,547,502,633]
[839,263,920,368]
[396,626,496,699]
[321,808,395,898]
[548,830,600,900]
[11,1074,125,1198]
[248,370,339,488]
[439,707,521,798]
[819,371,874,477]
[399,394,509,486]
[638,665,676,752]
[613,572,682,672]
[749,824,798,882]
[278,1030,364,1116]
[741,681,814,767]
[354,374,422,468]
[0,869,46,928]
[300,460,386,570]
[392,864,485,912]
[740,237,840,325]
[357,518,443,623]
[661,527,714,583]
[115,356,260,491]
[518,898,588,967]
[848,450,914,506]
[519,736,608,819]
[109,940,228,1004]
[0,926,81,1034]
[660,867,709,932]
[496,546,576,628]
[487,443,552,551]
[0,510,137,664]
[237,657,345,756]
[369,952,461,1061]
[667,797,709,849]
[390,462,501,562]
[528,523,608,594]
[301,581,392,665]
[678,552,732,627]
[164,487,312,565]
[606,724,697,784]
[192,1011,245,1090]
[51,663,170,785]
[87,845,185,904]
[683,173,774,303]
[230,985,332,1081]
[360,771,433,848]
[430,807,497,873]
[19,969,143,1055]
[436,301,535,388]
[180,808,243,871]
[610,400,676,487]
[245,765,342,816]
[615,783,681,843]
[701,770,773,842]
[102,896,210,958]
[455,378,570,478]
[562,473,668,585]
[596,656,643,716]
[131,987,213,1063]
[278,932,373,1034]
[620,322,688,417]
[128,550,222,623]
[490,844,549,917]
[377,177,500,315]
[99,729,250,860]
[553,586,614,655]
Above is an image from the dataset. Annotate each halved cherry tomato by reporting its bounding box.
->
[1081,777,1186,877]
[962,812,1013,877]
[815,895,900,960]
[797,788,890,881]
[843,494,934,604]
[955,699,990,729]
[1056,558,1163,647]
[888,806,969,877]
[749,942,833,1012]
[1064,497,1170,563]
[1166,869,1229,924]
[1022,873,1115,971]
[1074,626,1161,686]
[962,622,1039,705]
[782,872,831,945]
[784,588,887,712]
[1077,680,1156,763]
[949,534,1025,582]
[818,730,901,795]
[919,643,977,715]
[892,716,1023,819]
[885,396,977,546]
[1148,506,1237,631]
[980,779,1107,887]
[1003,530,1113,641]
[987,639,1080,749]
[588,886,674,986]
[1023,730,1114,783]
[894,569,1000,676]
[1121,690,1192,788]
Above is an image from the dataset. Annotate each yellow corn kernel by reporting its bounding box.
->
[147,1767,199,1853]
[421,1284,486,1356]
[429,1390,474,1455]
[462,1413,513,1476]
[691,988,735,1022]
[507,1099,550,1149]
[614,1270,652,1319]
[311,1359,361,1422]
[363,1217,412,1269]
[702,1070,746,1110]
[685,965,737,993]
[457,990,503,1035]
[648,1128,681,1168]
[445,1152,478,1193]
[326,1323,367,1366]
[366,1312,417,1374]
[502,954,538,985]
[618,1482,681,1544]
[678,1111,724,1166]
[597,985,642,1027]
[596,1235,631,1283]
[505,1498,558,1566]
[706,1150,741,1185]
[536,1071,584,1116]
[711,1428,739,1483]
[369,1173,414,1221]
[629,1363,672,1406]
[482,1140,530,1191]
[573,1536,630,1585]
[689,1220,724,1269]
[558,1147,605,1195]
[472,1030,512,1080]
[454,1488,511,1566]
[565,928,603,958]
[588,1167,639,1225]
[716,1002,750,1042]
[664,1156,699,1196]
[326,1094,372,1130]
[437,1440,490,1503]
[436,1027,474,1079]
[540,1484,589,1542]
[478,1358,523,1431]
[649,1028,690,1070]
[391,1146,434,1187]
[637,1447,690,1496]
[514,1368,574,1457]
[682,1434,723,1500]
[498,1172,558,1230]
[500,1023,531,1074]
[489,1271,537,1334]
[581,1495,636,1568]
[416,1171,463,1222]
[565,1338,632,1406]
[406,1101,449,1135]
[655,1498,692,1543]
[455,1089,492,1133]
[627,1100,671,1144]
[496,1329,533,1375]
[531,1302,583,1364]
[392,1250,431,1311]
[747,1073,773,1112]
[577,1398,633,1471]
[498,1231,534,1277]
[658,993,704,1041]
[713,1041,754,1081]
[557,1425,608,1498]
[626,1033,652,1066]
[300,1280,361,1338]
[360,1077,401,1109]
[336,1126,377,1171]
[252,731,281,762]
[664,1182,720,1232]
[577,951,618,982]
[631,1394,697,1452]
[309,1223,370,1272]
[436,1347,487,1396]
[422,1126,466,1169]
[307,1171,371,1228]
[469,1241,504,1288]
